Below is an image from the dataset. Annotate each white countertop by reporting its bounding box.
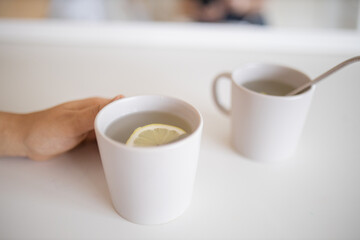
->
[0,21,360,239]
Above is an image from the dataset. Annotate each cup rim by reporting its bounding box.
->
[95,95,203,152]
[231,63,316,100]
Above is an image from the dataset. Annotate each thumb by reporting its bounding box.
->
[74,95,124,134]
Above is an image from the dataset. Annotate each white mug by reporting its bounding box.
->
[212,63,315,162]
[95,95,203,225]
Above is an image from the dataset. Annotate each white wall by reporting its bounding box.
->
[264,0,360,30]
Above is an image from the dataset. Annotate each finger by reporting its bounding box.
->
[61,97,109,110]
[85,130,96,141]
[73,95,124,134]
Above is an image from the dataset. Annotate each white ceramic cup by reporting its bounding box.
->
[95,95,203,225]
[212,63,315,162]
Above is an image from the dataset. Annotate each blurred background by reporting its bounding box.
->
[0,0,359,30]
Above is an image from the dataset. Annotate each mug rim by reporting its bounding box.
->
[231,63,316,99]
[95,95,203,152]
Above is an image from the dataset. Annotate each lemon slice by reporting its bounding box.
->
[126,124,187,147]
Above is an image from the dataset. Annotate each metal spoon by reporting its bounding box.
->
[286,56,360,96]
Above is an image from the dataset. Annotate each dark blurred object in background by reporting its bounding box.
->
[185,0,266,25]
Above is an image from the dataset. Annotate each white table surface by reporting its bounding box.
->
[1,21,360,240]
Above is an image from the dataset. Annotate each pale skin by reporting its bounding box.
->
[0,95,124,161]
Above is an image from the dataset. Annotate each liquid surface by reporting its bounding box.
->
[242,80,294,96]
[105,111,192,144]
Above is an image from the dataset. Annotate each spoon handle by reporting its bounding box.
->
[286,56,360,96]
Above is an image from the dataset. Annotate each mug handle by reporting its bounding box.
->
[212,72,232,115]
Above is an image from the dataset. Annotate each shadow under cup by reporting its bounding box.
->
[94,95,203,225]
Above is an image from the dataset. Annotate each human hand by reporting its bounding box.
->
[0,95,123,161]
